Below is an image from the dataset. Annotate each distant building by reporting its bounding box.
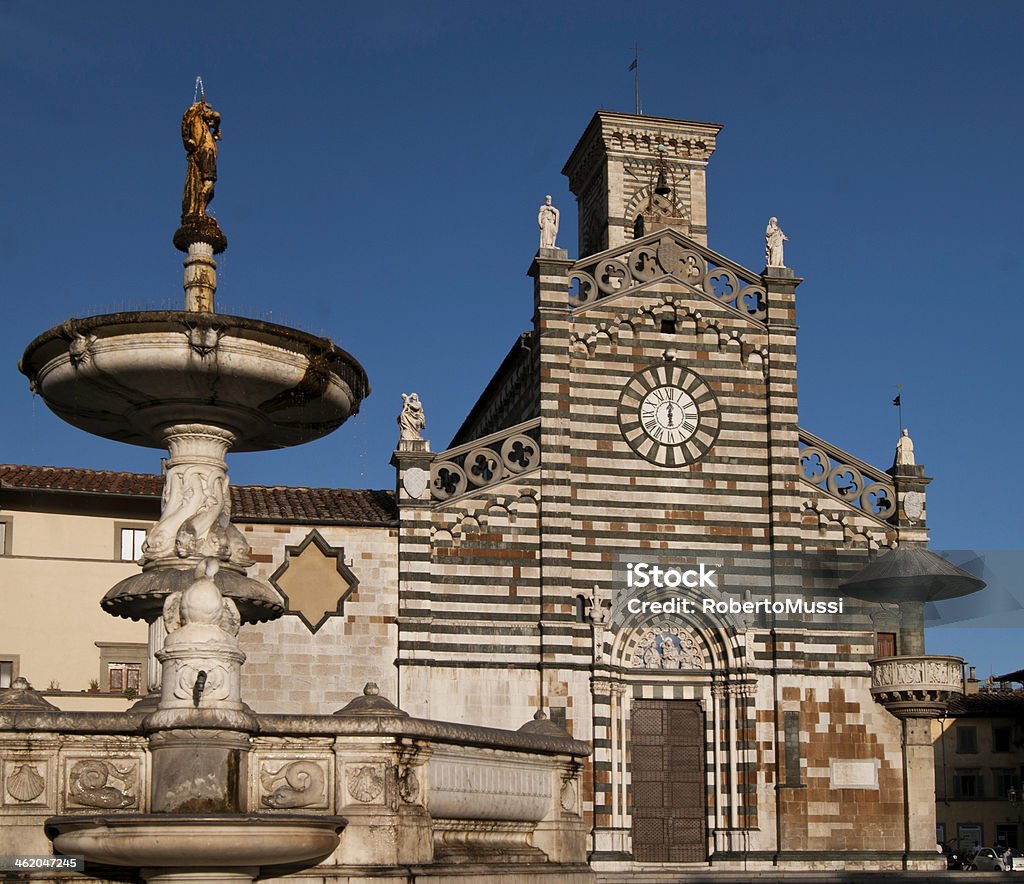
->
[935,670,1024,851]
[0,464,396,711]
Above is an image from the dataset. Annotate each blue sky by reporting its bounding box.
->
[2,2,1021,672]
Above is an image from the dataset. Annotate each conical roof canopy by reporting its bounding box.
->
[840,547,985,603]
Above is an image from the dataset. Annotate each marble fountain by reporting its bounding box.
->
[1,95,591,884]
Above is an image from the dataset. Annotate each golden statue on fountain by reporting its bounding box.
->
[173,88,227,255]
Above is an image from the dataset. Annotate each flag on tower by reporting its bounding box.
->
[629,58,637,71]
[892,393,901,407]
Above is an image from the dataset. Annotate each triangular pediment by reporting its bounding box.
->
[568,227,767,325]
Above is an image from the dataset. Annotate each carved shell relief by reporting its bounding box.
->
[398,768,420,804]
[6,763,46,803]
[346,763,386,804]
[560,777,579,815]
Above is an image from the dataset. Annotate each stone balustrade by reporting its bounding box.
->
[430,418,541,501]
[869,654,964,718]
[798,428,896,521]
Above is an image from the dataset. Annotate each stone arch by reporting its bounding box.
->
[609,607,743,674]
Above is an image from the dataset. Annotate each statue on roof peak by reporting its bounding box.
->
[894,427,915,467]
[538,195,560,250]
[765,216,788,268]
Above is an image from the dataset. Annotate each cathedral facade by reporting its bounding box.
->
[0,110,960,875]
[344,110,946,869]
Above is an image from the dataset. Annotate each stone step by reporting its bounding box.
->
[596,871,990,883]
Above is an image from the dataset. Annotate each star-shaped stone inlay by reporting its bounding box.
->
[269,529,359,633]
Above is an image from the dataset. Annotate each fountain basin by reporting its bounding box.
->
[20,311,369,451]
[45,813,345,883]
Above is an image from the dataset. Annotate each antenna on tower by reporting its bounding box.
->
[629,45,641,115]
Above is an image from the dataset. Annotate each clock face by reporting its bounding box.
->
[639,386,699,445]
[618,364,720,466]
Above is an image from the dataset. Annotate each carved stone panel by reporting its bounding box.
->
[0,757,52,810]
[560,776,580,817]
[343,762,387,806]
[62,757,140,812]
[830,758,879,790]
[258,758,331,810]
[429,756,550,821]
[632,626,705,670]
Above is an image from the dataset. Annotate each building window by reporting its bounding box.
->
[0,657,17,689]
[0,516,11,556]
[993,725,1012,753]
[954,769,984,799]
[107,663,141,693]
[574,595,587,622]
[117,526,148,561]
[784,711,801,785]
[993,768,1020,799]
[997,824,1018,850]
[957,726,978,754]
[96,642,147,693]
[958,823,983,851]
[876,632,897,657]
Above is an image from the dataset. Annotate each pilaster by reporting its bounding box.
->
[888,460,931,547]
[392,442,435,716]
[528,249,574,702]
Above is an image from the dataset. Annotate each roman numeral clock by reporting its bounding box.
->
[617,363,720,467]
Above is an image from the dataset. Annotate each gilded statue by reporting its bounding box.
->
[180,100,222,221]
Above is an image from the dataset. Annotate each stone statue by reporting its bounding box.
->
[894,428,915,467]
[163,558,240,639]
[765,216,788,267]
[180,100,222,222]
[398,393,426,442]
[660,636,682,669]
[641,643,661,669]
[588,590,611,627]
[538,195,560,250]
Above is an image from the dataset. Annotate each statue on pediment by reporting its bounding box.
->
[765,216,788,267]
[539,195,560,250]
[399,393,426,442]
[895,428,915,467]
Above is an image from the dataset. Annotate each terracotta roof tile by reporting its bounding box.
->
[946,691,1024,716]
[0,464,396,525]
[0,464,163,496]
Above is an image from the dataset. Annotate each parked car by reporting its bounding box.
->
[963,845,1023,871]
[1005,848,1024,871]
[938,841,963,870]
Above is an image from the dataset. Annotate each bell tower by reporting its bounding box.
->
[561,111,722,257]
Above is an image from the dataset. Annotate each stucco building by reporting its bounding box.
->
[934,673,1024,852]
